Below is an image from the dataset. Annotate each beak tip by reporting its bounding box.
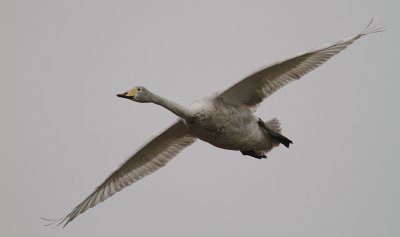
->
[117,92,130,99]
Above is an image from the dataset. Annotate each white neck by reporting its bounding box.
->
[148,92,192,120]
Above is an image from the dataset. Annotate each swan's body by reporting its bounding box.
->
[45,21,383,227]
[185,95,275,152]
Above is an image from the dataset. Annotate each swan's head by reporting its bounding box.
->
[117,86,152,103]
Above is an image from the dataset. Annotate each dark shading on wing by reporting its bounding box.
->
[44,120,196,227]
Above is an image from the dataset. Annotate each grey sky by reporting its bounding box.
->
[2,0,399,236]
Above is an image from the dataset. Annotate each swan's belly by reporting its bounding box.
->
[185,110,272,151]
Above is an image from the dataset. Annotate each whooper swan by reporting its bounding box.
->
[44,21,383,227]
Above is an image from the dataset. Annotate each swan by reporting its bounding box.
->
[44,21,383,227]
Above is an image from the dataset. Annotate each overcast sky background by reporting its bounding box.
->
[2,0,399,236]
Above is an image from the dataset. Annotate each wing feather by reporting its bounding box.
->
[220,21,383,108]
[47,120,196,227]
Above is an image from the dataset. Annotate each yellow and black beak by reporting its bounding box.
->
[117,88,136,99]
[116,92,130,99]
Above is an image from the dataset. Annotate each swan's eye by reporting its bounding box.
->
[137,88,141,92]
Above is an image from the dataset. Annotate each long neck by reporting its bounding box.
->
[149,92,192,120]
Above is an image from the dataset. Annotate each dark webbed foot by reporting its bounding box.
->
[258,119,293,148]
[241,150,267,159]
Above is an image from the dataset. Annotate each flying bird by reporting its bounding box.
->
[44,20,383,227]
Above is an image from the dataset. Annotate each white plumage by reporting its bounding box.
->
[44,20,383,227]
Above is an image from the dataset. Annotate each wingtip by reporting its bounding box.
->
[41,216,69,228]
[360,18,385,36]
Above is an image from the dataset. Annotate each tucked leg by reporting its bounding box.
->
[258,119,293,148]
[241,150,267,159]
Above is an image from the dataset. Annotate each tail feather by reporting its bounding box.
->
[265,118,282,134]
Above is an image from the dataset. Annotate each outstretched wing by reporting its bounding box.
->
[45,119,196,227]
[220,20,383,108]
